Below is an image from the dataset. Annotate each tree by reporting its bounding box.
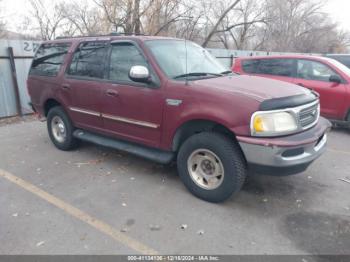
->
[0,0,6,37]
[143,0,194,36]
[214,0,266,49]
[16,0,349,53]
[202,0,241,47]
[59,1,108,36]
[257,0,347,53]
[200,0,266,48]
[28,0,66,40]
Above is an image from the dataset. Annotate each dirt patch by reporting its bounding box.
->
[0,114,36,127]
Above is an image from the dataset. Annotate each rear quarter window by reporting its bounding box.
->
[242,58,295,77]
[30,43,71,77]
[257,59,295,77]
[242,59,260,73]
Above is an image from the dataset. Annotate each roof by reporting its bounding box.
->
[235,54,339,63]
[325,54,350,57]
[45,35,180,44]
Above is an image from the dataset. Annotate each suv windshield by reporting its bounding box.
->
[145,40,228,79]
[325,57,350,76]
[326,55,350,69]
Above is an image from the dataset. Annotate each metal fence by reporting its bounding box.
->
[0,40,40,118]
[0,40,319,119]
[206,48,320,68]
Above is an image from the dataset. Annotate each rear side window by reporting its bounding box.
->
[242,59,260,74]
[257,59,295,77]
[30,43,70,77]
[68,41,108,79]
[242,59,295,77]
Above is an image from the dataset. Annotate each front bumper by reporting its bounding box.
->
[237,117,331,176]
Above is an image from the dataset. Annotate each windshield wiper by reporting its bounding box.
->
[173,72,222,79]
[220,70,233,75]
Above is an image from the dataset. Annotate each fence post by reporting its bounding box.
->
[230,54,234,67]
[8,47,22,117]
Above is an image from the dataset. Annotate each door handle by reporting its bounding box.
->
[61,83,70,90]
[106,89,119,97]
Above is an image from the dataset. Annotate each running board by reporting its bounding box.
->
[73,129,174,164]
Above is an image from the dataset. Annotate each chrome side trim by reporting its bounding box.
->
[69,107,100,117]
[101,113,159,129]
[69,107,159,129]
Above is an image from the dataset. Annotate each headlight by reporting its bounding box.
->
[251,111,298,136]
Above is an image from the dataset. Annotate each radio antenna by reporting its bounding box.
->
[185,37,188,85]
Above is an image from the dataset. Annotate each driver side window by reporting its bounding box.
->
[108,43,148,82]
[297,60,339,82]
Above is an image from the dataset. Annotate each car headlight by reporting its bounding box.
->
[251,111,298,137]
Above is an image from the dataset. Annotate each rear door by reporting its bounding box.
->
[295,59,346,119]
[240,58,297,84]
[63,41,109,131]
[100,41,164,148]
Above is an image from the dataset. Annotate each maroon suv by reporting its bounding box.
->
[27,35,331,202]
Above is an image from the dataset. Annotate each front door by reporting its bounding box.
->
[295,59,346,119]
[100,41,164,148]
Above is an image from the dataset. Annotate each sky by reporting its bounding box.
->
[325,0,350,30]
[2,0,350,31]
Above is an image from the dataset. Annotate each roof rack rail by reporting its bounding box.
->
[55,32,148,40]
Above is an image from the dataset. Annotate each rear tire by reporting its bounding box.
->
[177,132,247,203]
[47,106,78,151]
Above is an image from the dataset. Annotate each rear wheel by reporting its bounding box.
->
[177,132,247,203]
[47,106,78,151]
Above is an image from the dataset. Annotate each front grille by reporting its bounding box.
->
[299,102,319,128]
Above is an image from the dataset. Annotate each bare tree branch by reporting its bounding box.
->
[202,0,241,47]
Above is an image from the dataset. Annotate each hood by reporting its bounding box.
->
[193,75,311,102]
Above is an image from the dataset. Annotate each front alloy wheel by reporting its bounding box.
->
[177,132,247,203]
[187,149,225,190]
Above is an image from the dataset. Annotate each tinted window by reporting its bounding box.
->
[297,60,338,82]
[68,42,108,79]
[108,43,147,82]
[30,43,70,77]
[242,59,260,74]
[257,59,294,77]
[242,59,294,76]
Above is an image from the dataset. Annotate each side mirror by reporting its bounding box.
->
[129,66,150,83]
[329,75,342,84]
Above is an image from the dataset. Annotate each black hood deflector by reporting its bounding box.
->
[259,92,318,111]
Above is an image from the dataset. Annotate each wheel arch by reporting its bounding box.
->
[172,119,240,152]
[44,98,62,117]
[346,108,350,122]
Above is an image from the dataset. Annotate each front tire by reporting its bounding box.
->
[47,106,78,151]
[177,132,247,203]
